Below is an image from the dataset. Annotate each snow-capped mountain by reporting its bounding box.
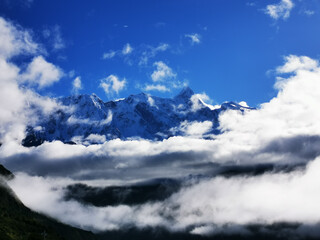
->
[22,87,254,146]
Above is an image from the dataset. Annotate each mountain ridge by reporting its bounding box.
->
[23,87,254,146]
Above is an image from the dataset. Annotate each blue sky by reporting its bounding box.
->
[0,0,319,106]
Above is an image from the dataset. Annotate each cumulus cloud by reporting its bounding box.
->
[265,0,294,20]
[151,61,176,82]
[72,76,82,94]
[100,74,126,95]
[0,17,62,146]
[276,55,318,74]
[171,121,213,138]
[85,134,106,144]
[185,33,201,45]
[142,61,185,92]
[214,55,320,166]
[20,56,64,89]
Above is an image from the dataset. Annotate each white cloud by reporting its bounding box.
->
[102,50,116,59]
[20,56,64,89]
[185,33,201,45]
[147,95,155,107]
[68,70,75,78]
[172,121,213,138]
[190,93,212,112]
[238,101,249,107]
[276,55,318,74]
[42,25,65,51]
[139,43,169,65]
[52,25,65,50]
[265,0,294,20]
[0,17,62,145]
[100,74,126,95]
[0,17,39,59]
[72,76,82,94]
[102,43,133,60]
[217,55,320,162]
[246,2,256,7]
[151,61,176,82]
[154,43,169,52]
[304,10,315,16]
[144,84,170,92]
[122,43,133,55]
[102,43,169,67]
[85,134,106,144]
[143,61,185,92]
[10,157,320,235]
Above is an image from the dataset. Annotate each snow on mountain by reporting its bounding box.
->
[22,87,254,146]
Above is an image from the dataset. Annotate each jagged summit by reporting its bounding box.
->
[22,87,253,146]
[174,86,194,101]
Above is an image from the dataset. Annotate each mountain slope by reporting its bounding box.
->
[0,165,97,240]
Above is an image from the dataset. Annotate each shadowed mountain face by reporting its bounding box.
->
[0,165,97,240]
[64,179,182,207]
[0,165,14,180]
[22,87,253,146]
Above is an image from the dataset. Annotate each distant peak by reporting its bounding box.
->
[174,86,194,100]
[90,93,102,100]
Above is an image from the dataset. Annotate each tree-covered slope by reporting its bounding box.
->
[0,165,97,240]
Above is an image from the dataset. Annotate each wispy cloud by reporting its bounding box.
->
[303,10,315,16]
[139,43,169,65]
[265,0,294,20]
[122,43,133,55]
[102,50,116,59]
[42,25,65,51]
[0,17,40,59]
[102,43,169,66]
[185,33,201,45]
[72,76,82,94]
[102,43,133,60]
[144,84,170,92]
